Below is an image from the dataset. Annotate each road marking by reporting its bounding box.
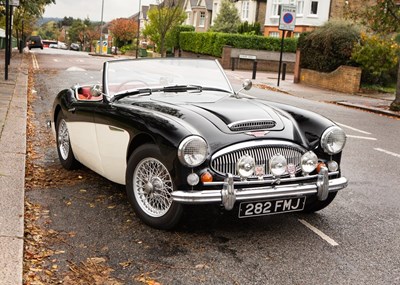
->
[346,135,377,141]
[298,219,339,246]
[32,54,39,70]
[335,123,371,135]
[66,66,86,72]
[374,148,400,158]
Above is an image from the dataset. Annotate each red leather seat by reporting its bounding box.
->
[78,87,92,100]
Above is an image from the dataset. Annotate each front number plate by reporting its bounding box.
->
[238,197,306,218]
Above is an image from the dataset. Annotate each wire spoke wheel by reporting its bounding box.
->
[133,157,173,217]
[58,119,70,160]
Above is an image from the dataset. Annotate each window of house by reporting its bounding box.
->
[310,1,318,15]
[297,0,304,15]
[271,0,282,17]
[269,31,280,38]
[199,12,206,27]
[242,1,249,20]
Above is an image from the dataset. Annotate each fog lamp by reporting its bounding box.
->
[270,154,287,177]
[327,160,339,172]
[237,155,255,178]
[301,151,318,174]
[187,173,199,186]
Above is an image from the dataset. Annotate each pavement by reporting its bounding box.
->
[0,50,398,285]
[0,49,28,285]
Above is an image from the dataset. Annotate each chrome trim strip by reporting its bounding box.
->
[203,171,340,186]
[171,177,348,204]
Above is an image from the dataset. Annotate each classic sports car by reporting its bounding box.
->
[51,58,348,229]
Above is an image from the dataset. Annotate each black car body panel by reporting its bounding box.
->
[52,58,348,229]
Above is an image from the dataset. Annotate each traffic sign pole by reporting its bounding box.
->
[277,4,296,87]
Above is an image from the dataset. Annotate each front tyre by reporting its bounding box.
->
[302,192,337,213]
[126,144,183,230]
[55,113,80,170]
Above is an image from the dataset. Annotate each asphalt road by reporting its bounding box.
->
[26,48,400,285]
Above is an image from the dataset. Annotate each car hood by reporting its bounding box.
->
[187,97,285,132]
[122,94,309,148]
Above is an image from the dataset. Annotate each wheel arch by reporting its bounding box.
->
[126,133,156,163]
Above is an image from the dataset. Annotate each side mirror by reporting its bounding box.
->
[234,79,253,97]
[242,79,252,91]
[90,84,102,97]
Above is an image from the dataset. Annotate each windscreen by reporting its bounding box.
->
[104,58,233,96]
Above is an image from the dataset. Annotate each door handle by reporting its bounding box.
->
[68,107,76,113]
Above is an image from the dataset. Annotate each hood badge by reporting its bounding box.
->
[246,131,270,137]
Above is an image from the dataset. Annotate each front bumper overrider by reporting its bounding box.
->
[171,170,348,210]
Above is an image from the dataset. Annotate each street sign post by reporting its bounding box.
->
[277,4,296,87]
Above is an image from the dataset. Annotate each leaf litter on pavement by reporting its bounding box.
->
[24,65,128,284]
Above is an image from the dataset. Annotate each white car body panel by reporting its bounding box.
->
[67,121,129,184]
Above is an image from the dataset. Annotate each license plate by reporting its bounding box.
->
[238,197,306,218]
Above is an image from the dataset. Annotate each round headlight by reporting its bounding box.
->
[321,126,346,155]
[178,136,208,167]
[270,154,287,177]
[237,155,255,178]
[301,151,318,174]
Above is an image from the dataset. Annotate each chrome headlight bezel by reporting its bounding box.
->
[178,136,208,167]
[321,126,346,155]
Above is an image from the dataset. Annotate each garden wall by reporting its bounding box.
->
[221,46,296,72]
[299,65,362,94]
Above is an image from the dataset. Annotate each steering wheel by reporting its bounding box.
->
[115,80,149,93]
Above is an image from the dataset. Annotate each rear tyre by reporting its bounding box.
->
[55,113,81,170]
[126,144,183,230]
[302,192,337,213]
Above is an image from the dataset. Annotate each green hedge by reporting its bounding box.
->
[179,32,297,57]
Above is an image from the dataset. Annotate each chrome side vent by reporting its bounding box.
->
[228,120,276,132]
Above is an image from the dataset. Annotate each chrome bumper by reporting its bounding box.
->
[172,170,348,210]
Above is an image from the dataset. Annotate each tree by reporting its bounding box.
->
[38,20,59,40]
[109,18,138,48]
[346,0,400,111]
[0,0,55,45]
[210,0,241,33]
[142,0,186,57]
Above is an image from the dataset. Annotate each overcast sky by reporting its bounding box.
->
[43,0,157,22]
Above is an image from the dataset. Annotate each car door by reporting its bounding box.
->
[66,100,104,176]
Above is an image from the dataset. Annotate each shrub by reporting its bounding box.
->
[298,20,361,72]
[120,44,136,54]
[351,34,399,85]
[180,32,297,57]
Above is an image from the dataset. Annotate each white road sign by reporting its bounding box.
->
[279,5,296,31]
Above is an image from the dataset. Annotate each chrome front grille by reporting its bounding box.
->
[228,120,276,132]
[211,141,305,178]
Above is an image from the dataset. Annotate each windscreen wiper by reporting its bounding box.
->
[111,88,153,102]
[162,85,231,94]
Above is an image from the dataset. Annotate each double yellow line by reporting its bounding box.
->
[31,53,39,70]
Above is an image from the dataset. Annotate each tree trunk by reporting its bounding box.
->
[390,60,400,111]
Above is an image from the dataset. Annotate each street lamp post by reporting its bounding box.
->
[135,0,141,58]
[99,0,105,54]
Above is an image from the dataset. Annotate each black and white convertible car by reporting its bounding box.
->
[51,58,348,229]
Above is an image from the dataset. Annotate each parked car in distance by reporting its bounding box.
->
[49,42,68,50]
[51,58,348,230]
[70,43,80,51]
[27,36,43,50]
